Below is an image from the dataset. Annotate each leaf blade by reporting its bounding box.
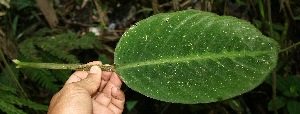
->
[115,10,279,103]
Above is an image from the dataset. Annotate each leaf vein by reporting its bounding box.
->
[117,50,271,70]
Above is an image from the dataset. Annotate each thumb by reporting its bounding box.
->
[76,66,102,95]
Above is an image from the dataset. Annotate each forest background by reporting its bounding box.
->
[0,0,300,114]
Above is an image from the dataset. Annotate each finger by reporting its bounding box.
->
[75,65,102,95]
[110,72,123,87]
[65,71,88,84]
[102,71,113,81]
[95,92,112,107]
[99,71,113,91]
[108,87,125,114]
[94,72,122,105]
[92,100,114,114]
[101,72,122,95]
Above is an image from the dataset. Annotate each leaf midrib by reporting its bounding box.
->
[116,50,271,70]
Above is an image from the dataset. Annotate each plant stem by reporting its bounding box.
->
[93,0,109,28]
[267,0,278,114]
[12,59,115,71]
[172,0,179,11]
[279,41,300,53]
[151,0,160,14]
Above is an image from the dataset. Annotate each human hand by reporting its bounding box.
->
[48,61,125,114]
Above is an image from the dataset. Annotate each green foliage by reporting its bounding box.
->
[266,76,300,113]
[0,59,48,113]
[10,0,37,10]
[24,69,60,92]
[0,29,100,113]
[126,100,138,111]
[0,93,48,111]
[115,10,279,103]
[266,76,300,98]
[17,30,100,92]
[1,0,299,113]
[0,100,27,114]
[18,30,97,63]
[0,63,19,89]
[287,100,300,114]
[0,84,48,114]
[267,96,286,111]
[257,0,265,19]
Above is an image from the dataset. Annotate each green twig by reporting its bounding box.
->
[279,41,300,53]
[151,0,160,14]
[12,59,115,72]
[267,1,277,114]
[172,0,179,11]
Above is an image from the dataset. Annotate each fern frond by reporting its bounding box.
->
[52,70,71,82]
[0,64,20,89]
[0,84,17,94]
[18,31,99,91]
[38,43,79,63]
[0,100,27,114]
[23,69,60,92]
[31,28,53,37]
[0,94,48,111]
[18,31,98,63]
[18,39,41,61]
[0,84,48,113]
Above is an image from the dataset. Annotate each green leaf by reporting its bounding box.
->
[0,84,17,94]
[24,68,60,92]
[287,100,300,114]
[265,75,289,93]
[266,76,300,97]
[268,96,286,111]
[0,63,19,89]
[10,0,37,10]
[0,100,27,114]
[0,94,48,111]
[98,55,110,64]
[12,15,19,38]
[293,15,300,21]
[258,0,265,19]
[125,100,138,111]
[18,31,98,63]
[115,10,279,103]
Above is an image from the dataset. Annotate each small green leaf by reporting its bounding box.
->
[115,10,279,103]
[287,100,300,114]
[0,63,19,88]
[268,96,286,111]
[267,76,300,97]
[258,0,265,19]
[126,100,138,111]
[0,94,48,111]
[265,75,289,93]
[0,100,27,114]
[98,55,110,64]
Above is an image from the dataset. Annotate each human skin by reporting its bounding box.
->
[48,61,125,114]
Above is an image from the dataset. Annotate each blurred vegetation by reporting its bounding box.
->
[0,0,299,113]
